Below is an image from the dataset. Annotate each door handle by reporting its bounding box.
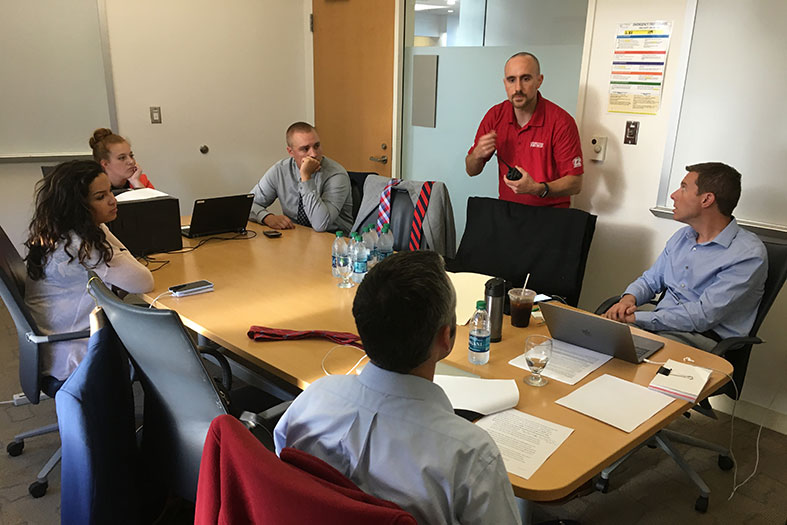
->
[369,155,388,164]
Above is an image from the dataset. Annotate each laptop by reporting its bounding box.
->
[181,194,254,238]
[539,301,664,364]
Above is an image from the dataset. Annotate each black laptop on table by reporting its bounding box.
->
[181,194,254,238]
[539,301,664,364]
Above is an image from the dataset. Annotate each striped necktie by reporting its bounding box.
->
[376,179,401,233]
[408,181,434,251]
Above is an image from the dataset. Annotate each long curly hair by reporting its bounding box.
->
[25,160,113,281]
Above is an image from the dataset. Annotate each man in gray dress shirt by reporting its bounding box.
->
[274,251,521,525]
[249,122,353,232]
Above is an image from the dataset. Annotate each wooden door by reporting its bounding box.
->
[312,0,395,178]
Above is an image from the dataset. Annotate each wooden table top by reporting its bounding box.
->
[143,220,733,501]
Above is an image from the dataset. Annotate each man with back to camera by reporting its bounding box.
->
[249,121,353,233]
[466,52,584,207]
[604,162,767,350]
[274,251,521,525]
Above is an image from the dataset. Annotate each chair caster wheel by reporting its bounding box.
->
[718,455,734,471]
[694,495,708,513]
[29,480,48,498]
[594,477,609,494]
[7,440,24,457]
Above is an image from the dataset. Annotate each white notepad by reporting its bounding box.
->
[648,359,711,403]
[555,374,673,432]
[433,376,519,416]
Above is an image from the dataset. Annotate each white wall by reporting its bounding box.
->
[575,0,787,431]
[1,1,312,250]
[104,0,313,214]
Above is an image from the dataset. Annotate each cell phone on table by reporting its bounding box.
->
[263,230,282,238]
[168,280,214,297]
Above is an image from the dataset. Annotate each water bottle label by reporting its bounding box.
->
[353,260,367,273]
[331,255,337,268]
[379,250,392,260]
[469,333,490,353]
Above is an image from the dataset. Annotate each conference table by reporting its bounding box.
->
[142,220,733,503]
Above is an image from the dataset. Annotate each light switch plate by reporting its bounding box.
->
[624,121,639,145]
[150,106,162,124]
[589,136,607,161]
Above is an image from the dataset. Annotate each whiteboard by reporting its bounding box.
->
[0,0,114,158]
[658,0,787,232]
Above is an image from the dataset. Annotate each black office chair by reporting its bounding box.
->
[87,273,287,511]
[593,240,787,513]
[0,225,90,498]
[347,171,377,222]
[446,197,597,306]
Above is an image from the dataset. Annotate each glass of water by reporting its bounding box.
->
[336,255,354,288]
[524,335,552,387]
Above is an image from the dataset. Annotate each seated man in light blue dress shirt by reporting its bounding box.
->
[249,121,353,233]
[604,162,768,350]
[274,251,521,525]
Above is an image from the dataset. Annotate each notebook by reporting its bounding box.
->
[540,301,664,364]
[181,194,254,238]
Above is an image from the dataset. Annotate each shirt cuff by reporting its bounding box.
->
[633,310,659,331]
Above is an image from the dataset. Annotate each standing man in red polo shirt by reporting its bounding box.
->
[466,52,583,208]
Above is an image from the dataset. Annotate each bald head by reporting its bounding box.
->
[505,52,541,76]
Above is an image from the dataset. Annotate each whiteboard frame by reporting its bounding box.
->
[649,0,786,238]
[0,0,117,162]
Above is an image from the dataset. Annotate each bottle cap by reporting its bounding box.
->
[336,231,344,237]
[476,300,487,310]
[485,277,505,296]
[382,224,390,233]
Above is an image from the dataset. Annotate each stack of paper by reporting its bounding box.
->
[556,374,673,433]
[648,359,711,403]
[477,410,573,479]
[509,339,612,385]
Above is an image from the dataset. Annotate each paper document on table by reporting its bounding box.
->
[556,374,673,433]
[434,376,519,416]
[115,188,170,202]
[447,272,494,324]
[508,339,611,385]
[477,409,573,480]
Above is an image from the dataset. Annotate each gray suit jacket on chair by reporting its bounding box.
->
[352,175,456,259]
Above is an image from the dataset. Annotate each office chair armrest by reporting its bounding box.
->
[197,346,233,391]
[25,328,91,344]
[710,336,763,357]
[594,296,621,315]
[239,400,294,451]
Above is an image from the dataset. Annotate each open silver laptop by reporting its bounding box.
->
[539,302,664,364]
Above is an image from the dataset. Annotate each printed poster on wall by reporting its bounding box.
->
[608,21,672,115]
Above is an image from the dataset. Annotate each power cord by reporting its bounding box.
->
[321,345,368,376]
[148,290,173,309]
[642,356,770,500]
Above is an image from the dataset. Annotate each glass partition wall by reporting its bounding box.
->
[401,0,588,241]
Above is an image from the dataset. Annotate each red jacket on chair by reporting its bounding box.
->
[195,415,416,525]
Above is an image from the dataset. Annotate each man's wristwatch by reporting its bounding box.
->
[538,182,550,198]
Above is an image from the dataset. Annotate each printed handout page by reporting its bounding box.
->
[509,339,612,385]
[556,374,673,433]
[477,409,573,480]
[434,376,519,416]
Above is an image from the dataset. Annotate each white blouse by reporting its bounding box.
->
[25,225,154,380]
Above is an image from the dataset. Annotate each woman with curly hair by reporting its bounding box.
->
[89,128,155,193]
[24,160,154,380]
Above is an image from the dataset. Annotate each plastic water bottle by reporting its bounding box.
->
[351,233,368,283]
[468,300,491,365]
[362,225,378,268]
[331,231,348,277]
[377,223,394,261]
